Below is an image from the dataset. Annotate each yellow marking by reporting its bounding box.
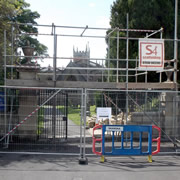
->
[148,155,152,163]
[100,155,105,163]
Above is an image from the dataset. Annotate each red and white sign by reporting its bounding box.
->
[139,38,164,71]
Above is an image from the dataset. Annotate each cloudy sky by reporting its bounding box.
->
[26,0,115,67]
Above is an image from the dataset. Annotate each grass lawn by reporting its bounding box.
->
[37,107,44,135]
[90,105,96,116]
[68,107,81,125]
[58,105,96,126]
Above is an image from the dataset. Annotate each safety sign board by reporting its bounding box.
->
[106,126,124,132]
[139,38,164,71]
[96,107,111,123]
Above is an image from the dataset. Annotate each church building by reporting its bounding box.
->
[57,45,102,82]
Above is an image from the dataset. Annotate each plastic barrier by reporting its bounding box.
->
[92,125,161,162]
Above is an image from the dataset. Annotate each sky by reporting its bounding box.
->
[25,0,115,67]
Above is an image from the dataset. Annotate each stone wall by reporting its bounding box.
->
[129,112,164,126]
[17,91,38,139]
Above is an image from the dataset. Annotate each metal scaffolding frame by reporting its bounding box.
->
[4,22,178,85]
[1,12,179,162]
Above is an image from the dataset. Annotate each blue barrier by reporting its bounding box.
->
[93,125,161,162]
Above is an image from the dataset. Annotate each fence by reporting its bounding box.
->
[0,87,179,155]
[0,87,85,154]
[86,89,180,153]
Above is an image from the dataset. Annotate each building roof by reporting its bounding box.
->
[57,60,102,81]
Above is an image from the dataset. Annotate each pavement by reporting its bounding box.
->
[0,153,180,180]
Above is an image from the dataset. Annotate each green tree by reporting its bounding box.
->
[0,0,48,58]
[0,0,34,60]
[14,3,48,59]
[0,0,48,84]
[13,1,48,62]
[0,0,23,84]
[107,0,179,83]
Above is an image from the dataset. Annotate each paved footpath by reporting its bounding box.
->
[0,153,180,180]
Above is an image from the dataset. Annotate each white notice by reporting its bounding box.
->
[96,107,111,124]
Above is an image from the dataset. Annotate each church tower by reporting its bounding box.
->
[73,44,90,63]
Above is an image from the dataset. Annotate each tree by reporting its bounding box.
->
[0,0,48,59]
[13,1,48,63]
[0,0,48,84]
[107,0,179,83]
[0,0,23,84]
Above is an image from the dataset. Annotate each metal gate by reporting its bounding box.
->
[38,89,68,140]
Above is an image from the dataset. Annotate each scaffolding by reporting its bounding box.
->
[0,19,180,163]
[3,23,178,87]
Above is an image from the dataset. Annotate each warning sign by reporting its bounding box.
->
[96,107,111,124]
[139,38,164,71]
[106,126,124,132]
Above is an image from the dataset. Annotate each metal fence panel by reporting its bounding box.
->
[0,87,86,154]
[86,89,180,153]
[0,87,180,154]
